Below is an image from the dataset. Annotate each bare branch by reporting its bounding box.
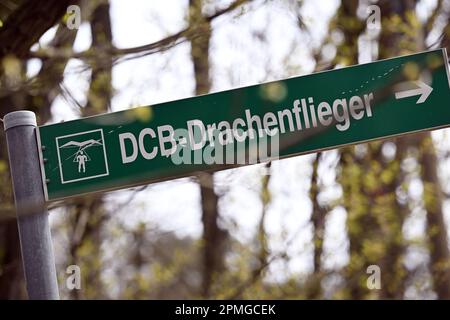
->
[30,0,252,62]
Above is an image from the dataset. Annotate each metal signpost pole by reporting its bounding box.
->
[3,111,59,300]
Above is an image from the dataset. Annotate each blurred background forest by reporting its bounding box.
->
[1,0,450,299]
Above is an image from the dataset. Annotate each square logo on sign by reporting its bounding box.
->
[56,129,109,184]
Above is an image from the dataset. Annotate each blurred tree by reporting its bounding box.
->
[307,152,326,298]
[188,0,229,298]
[334,0,450,299]
[67,0,112,299]
[418,0,450,299]
[0,0,449,301]
[0,0,77,299]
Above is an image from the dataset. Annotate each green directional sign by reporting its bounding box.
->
[38,49,450,201]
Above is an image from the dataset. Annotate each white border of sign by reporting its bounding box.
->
[35,128,49,201]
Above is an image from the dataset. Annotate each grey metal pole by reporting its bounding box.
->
[3,111,59,300]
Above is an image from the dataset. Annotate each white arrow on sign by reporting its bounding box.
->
[394,81,433,104]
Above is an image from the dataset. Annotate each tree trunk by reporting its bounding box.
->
[68,1,112,299]
[307,153,326,298]
[0,2,77,299]
[0,0,75,59]
[420,132,450,298]
[188,0,228,298]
